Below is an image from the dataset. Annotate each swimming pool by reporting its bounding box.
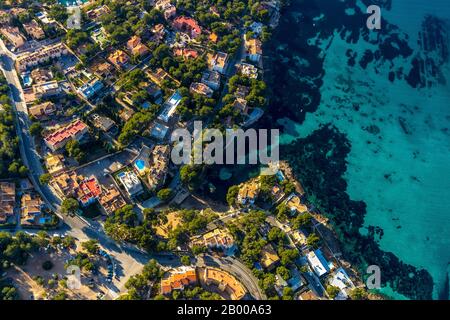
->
[134,159,146,173]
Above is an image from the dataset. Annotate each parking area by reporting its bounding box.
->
[74,149,137,185]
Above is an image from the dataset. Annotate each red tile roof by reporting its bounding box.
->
[44,120,88,147]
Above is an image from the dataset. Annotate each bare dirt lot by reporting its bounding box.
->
[6,245,113,300]
[155,211,182,238]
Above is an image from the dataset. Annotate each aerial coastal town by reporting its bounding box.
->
[0,0,372,301]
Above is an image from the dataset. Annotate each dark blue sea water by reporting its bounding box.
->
[272,0,450,299]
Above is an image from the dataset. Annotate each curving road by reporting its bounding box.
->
[199,254,266,300]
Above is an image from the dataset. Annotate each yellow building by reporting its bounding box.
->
[286,194,308,214]
[45,154,65,175]
[260,244,280,270]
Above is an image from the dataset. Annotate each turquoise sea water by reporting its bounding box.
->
[277,0,450,299]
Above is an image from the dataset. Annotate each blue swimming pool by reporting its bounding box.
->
[135,159,145,172]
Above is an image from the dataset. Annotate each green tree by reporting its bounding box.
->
[276,266,291,281]
[29,122,43,137]
[81,240,99,255]
[282,287,294,300]
[39,173,52,185]
[349,287,368,300]
[0,286,18,300]
[226,185,239,207]
[326,285,341,299]
[65,139,85,163]
[157,188,173,202]
[180,255,190,266]
[52,290,67,300]
[61,198,79,215]
[306,233,320,248]
[293,213,312,229]
[180,165,203,191]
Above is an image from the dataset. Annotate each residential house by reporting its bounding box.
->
[207,52,228,74]
[77,78,104,99]
[91,113,116,133]
[98,185,127,215]
[245,38,262,63]
[118,106,135,122]
[28,101,56,119]
[15,43,68,72]
[44,154,65,175]
[90,60,114,79]
[117,171,143,198]
[32,80,61,99]
[20,193,45,226]
[163,5,176,20]
[237,180,259,205]
[189,82,213,97]
[150,122,169,141]
[197,228,235,255]
[286,194,308,215]
[155,0,176,20]
[299,289,320,300]
[86,5,111,21]
[0,182,15,224]
[201,70,220,90]
[107,50,129,69]
[1,26,26,48]
[291,229,307,247]
[173,48,198,60]
[236,62,258,79]
[147,145,170,190]
[30,68,53,84]
[271,185,285,202]
[232,98,248,115]
[91,28,108,49]
[23,20,45,40]
[173,16,201,38]
[160,267,197,295]
[0,10,11,25]
[249,22,264,35]
[329,267,355,300]
[50,172,76,199]
[260,244,280,271]
[307,249,330,277]
[147,68,170,87]
[44,119,89,152]
[146,82,163,103]
[209,32,218,43]
[50,172,101,207]
[158,90,182,123]
[151,24,166,43]
[202,267,246,300]
[35,11,56,25]
[75,175,102,207]
[127,35,149,57]
[234,85,250,99]
[172,16,201,38]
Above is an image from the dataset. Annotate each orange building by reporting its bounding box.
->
[172,16,201,38]
[126,36,149,57]
[160,267,197,295]
[108,50,129,69]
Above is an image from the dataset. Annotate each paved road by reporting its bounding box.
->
[199,254,266,300]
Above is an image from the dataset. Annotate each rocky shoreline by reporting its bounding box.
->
[261,0,435,299]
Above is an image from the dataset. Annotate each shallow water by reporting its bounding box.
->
[276,0,450,299]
